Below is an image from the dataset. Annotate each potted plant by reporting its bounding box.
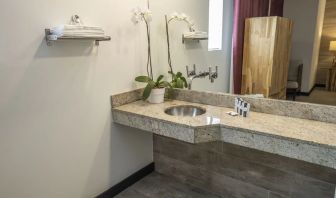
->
[135,75,171,103]
[170,71,188,89]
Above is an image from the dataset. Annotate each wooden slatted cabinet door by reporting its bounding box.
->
[241,16,293,99]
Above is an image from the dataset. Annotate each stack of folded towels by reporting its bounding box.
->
[50,25,105,38]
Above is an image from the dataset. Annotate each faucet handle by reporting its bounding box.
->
[209,66,218,83]
[186,65,189,77]
[186,64,196,77]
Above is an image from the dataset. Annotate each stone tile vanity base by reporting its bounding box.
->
[111,88,336,197]
[154,135,336,198]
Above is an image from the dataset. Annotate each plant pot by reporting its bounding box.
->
[147,88,165,104]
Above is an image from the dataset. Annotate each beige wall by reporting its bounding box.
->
[0,0,233,198]
[284,0,326,92]
[311,0,327,87]
[317,0,336,84]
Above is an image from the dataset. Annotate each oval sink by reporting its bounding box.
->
[164,105,206,117]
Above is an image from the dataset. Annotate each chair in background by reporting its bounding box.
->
[286,60,303,101]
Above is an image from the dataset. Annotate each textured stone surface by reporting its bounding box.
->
[110,88,143,108]
[221,127,336,169]
[154,135,336,198]
[112,110,195,143]
[169,89,336,124]
[112,99,336,169]
[113,100,336,146]
[111,89,336,169]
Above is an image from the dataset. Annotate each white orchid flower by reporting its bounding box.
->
[180,13,188,20]
[143,9,152,22]
[170,12,179,19]
[167,12,196,32]
[131,15,139,24]
[131,7,141,24]
[131,7,152,24]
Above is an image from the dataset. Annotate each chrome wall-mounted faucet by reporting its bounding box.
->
[186,64,218,90]
[209,66,218,83]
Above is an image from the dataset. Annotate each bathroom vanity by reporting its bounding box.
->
[111,89,336,198]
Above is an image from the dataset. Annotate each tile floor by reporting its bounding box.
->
[296,87,336,106]
[115,172,223,198]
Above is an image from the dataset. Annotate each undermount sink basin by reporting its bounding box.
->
[164,105,206,117]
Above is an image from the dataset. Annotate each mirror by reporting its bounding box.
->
[150,0,336,106]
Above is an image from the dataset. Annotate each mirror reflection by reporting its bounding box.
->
[154,0,336,106]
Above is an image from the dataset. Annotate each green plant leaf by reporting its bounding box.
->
[176,78,184,88]
[142,81,155,100]
[159,81,172,88]
[156,75,164,83]
[135,76,152,83]
[180,77,188,88]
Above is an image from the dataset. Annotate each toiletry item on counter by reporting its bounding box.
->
[234,97,242,113]
[226,111,239,116]
[234,97,251,118]
[242,102,251,117]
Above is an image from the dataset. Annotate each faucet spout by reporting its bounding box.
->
[187,71,210,90]
[188,76,196,90]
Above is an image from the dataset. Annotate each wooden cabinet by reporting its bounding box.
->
[326,67,336,91]
[241,16,293,99]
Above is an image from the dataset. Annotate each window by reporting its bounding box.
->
[208,0,224,51]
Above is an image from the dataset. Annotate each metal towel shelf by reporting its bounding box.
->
[182,34,208,44]
[45,29,111,46]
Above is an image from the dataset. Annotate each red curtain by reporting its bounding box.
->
[270,0,284,17]
[232,0,284,94]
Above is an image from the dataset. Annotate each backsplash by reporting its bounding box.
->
[111,88,336,124]
[169,89,336,124]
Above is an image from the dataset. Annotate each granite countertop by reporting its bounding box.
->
[112,99,336,169]
[113,100,336,148]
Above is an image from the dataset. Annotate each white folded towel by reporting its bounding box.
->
[183,31,208,39]
[60,32,105,37]
[60,34,105,38]
[51,25,105,38]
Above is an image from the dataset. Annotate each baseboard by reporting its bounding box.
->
[96,162,155,198]
[315,84,326,88]
[299,83,327,96]
[299,92,311,96]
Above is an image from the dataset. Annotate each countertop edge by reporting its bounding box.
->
[112,108,336,169]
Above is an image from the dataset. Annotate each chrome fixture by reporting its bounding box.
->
[45,29,111,46]
[209,66,218,83]
[164,105,206,117]
[187,70,210,90]
[186,64,196,77]
[186,65,219,90]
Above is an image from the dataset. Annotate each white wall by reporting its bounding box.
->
[284,0,326,92]
[311,0,326,87]
[0,0,233,198]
